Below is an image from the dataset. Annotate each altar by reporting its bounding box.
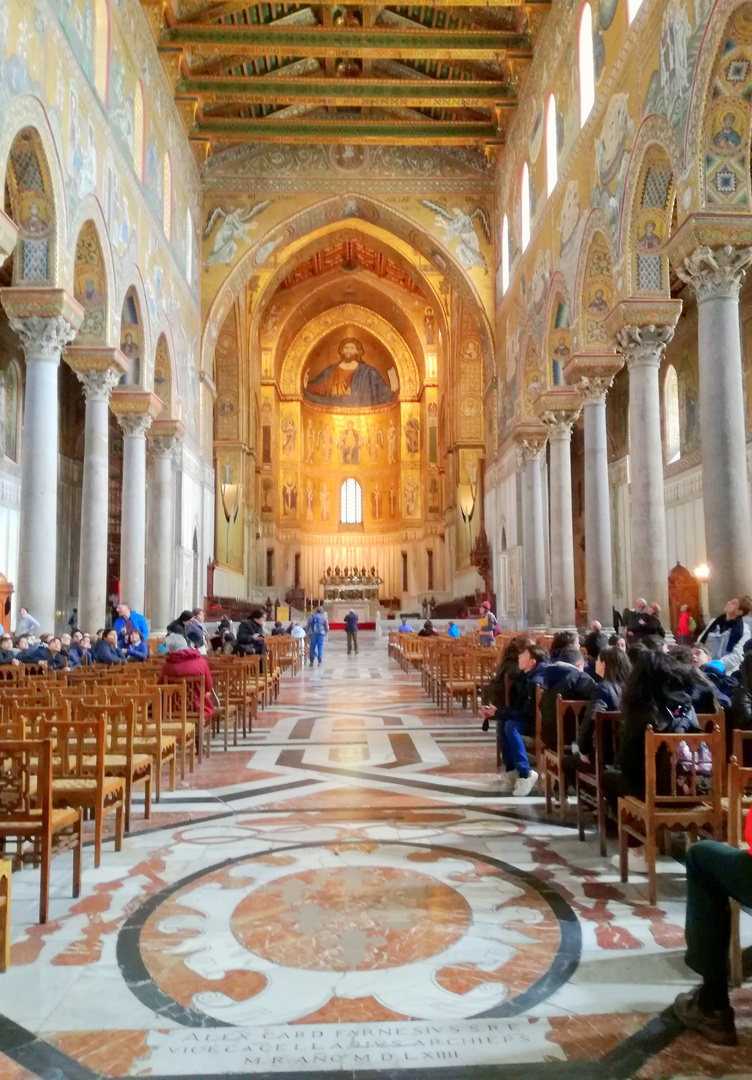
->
[320,566,382,624]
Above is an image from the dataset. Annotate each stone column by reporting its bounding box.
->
[519,434,549,628]
[536,389,582,630]
[147,419,185,632]
[0,290,83,631]
[617,324,675,617]
[580,378,616,630]
[677,244,752,610]
[111,391,162,614]
[66,348,128,633]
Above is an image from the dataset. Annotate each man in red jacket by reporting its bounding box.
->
[158,632,214,719]
[673,809,752,1046]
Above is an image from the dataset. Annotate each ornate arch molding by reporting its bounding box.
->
[572,209,617,354]
[69,198,117,347]
[201,193,492,375]
[0,95,68,286]
[279,303,420,400]
[116,269,152,384]
[617,115,681,287]
[517,323,542,422]
[542,271,572,389]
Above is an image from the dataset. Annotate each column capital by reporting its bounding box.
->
[148,418,185,460]
[534,388,581,440]
[0,210,18,262]
[66,345,129,403]
[78,368,123,402]
[111,388,163,436]
[666,210,752,267]
[676,243,752,302]
[563,351,622,388]
[0,287,83,360]
[604,297,682,344]
[616,323,675,369]
[513,423,548,463]
[578,376,614,406]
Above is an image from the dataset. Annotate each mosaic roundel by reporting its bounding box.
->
[119,842,580,1027]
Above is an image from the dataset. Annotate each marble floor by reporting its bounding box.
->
[1,633,751,1079]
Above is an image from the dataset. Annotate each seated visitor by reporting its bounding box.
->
[608,634,627,651]
[447,620,460,639]
[582,621,608,675]
[14,635,29,657]
[398,618,413,632]
[158,632,214,719]
[290,622,306,641]
[481,634,534,732]
[672,808,752,1047]
[236,609,268,656]
[669,645,719,713]
[187,608,209,651]
[480,644,549,797]
[24,636,67,670]
[539,647,596,750]
[58,633,80,668]
[92,629,126,664]
[0,634,19,666]
[697,595,752,674]
[549,629,579,662]
[418,620,437,637]
[575,645,632,763]
[271,620,286,636]
[729,649,752,731]
[166,610,193,639]
[126,629,149,661]
[79,633,92,663]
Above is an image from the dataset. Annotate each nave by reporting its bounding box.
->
[0,635,750,1079]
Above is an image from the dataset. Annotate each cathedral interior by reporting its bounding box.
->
[1,0,752,1077]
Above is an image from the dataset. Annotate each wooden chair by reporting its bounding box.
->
[158,682,194,778]
[41,715,125,869]
[0,858,10,971]
[161,674,208,761]
[727,755,752,986]
[71,702,152,832]
[576,710,623,856]
[445,652,479,714]
[0,739,82,923]
[123,687,177,802]
[543,696,589,820]
[238,655,262,720]
[618,724,724,905]
[210,668,240,751]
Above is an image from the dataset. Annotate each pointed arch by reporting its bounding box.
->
[154,332,173,416]
[664,364,680,464]
[73,219,108,344]
[625,140,676,296]
[543,272,572,388]
[579,3,595,127]
[573,209,616,354]
[120,286,143,386]
[4,127,57,285]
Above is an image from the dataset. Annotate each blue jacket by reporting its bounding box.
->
[126,639,149,661]
[448,624,460,638]
[92,639,125,664]
[114,611,149,649]
[23,646,67,670]
[344,612,358,632]
[578,678,623,758]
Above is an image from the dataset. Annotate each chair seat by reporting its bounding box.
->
[83,753,152,773]
[52,776,123,796]
[621,794,718,822]
[162,722,195,736]
[0,806,79,832]
[133,736,176,753]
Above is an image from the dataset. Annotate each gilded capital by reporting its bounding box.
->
[77,368,123,403]
[617,324,675,369]
[676,244,752,302]
[578,376,613,406]
[149,418,185,461]
[118,413,154,438]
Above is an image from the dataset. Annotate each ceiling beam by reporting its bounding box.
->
[176,75,513,106]
[170,0,548,20]
[160,25,531,60]
[191,117,500,144]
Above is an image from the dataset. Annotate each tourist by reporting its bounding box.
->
[608,634,627,651]
[550,629,579,661]
[92,629,126,664]
[539,647,596,751]
[583,620,608,675]
[15,607,40,639]
[573,646,631,765]
[672,819,752,1047]
[677,603,697,644]
[697,595,752,674]
[306,606,329,666]
[236,609,267,657]
[629,602,665,640]
[79,633,92,664]
[398,617,413,632]
[291,622,306,640]
[158,632,214,720]
[447,620,460,639]
[477,600,497,646]
[418,620,437,637]
[187,608,209,652]
[58,633,81,668]
[166,610,193,639]
[0,635,19,666]
[480,644,548,797]
[481,635,534,731]
[271,620,287,636]
[344,609,359,654]
[126,629,149,661]
[114,603,149,650]
[14,635,29,656]
[729,650,752,731]
[24,636,68,670]
[623,598,647,639]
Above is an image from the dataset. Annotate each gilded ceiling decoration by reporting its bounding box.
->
[278,237,423,294]
[140,1,551,155]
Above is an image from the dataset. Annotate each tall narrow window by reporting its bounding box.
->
[340,478,362,524]
[579,4,595,127]
[627,0,645,23]
[163,152,172,239]
[665,365,681,464]
[94,0,110,103]
[427,550,434,592]
[545,93,558,196]
[402,552,408,593]
[501,214,510,295]
[520,163,531,251]
[133,80,144,180]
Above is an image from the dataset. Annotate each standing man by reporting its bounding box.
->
[16,607,40,639]
[306,606,329,666]
[478,600,497,646]
[344,609,359,655]
[114,603,149,650]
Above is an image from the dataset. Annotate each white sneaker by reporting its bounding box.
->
[610,850,649,874]
[512,770,538,797]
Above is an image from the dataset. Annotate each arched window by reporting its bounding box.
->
[520,163,531,251]
[665,365,681,464]
[133,80,144,180]
[5,362,19,462]
[501,214,510,295]
[627,0,645,23]
[183,207,192,285]
[94,0,110,104]
[545,93,558,196]
[163,152,172,239]
[579,4,595,127]
[340,478,362,524]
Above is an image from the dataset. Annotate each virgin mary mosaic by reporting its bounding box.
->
[303,337,396,408]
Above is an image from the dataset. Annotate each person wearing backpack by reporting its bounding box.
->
[677,604,697,644]
[477,600,497,646]
[306,606,329,666]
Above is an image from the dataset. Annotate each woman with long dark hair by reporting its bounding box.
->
[577,646,632,760]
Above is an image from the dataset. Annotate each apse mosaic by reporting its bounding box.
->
[303,330,398,410]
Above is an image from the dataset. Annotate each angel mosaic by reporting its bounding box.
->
[421,201,490,270]
[203,202,271,267]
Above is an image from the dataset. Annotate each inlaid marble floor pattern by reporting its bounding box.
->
[1,633,751,1079]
